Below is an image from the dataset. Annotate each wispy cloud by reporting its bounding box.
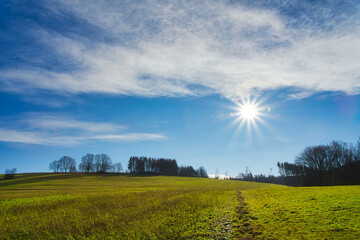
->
[1,1,359,99]
[0,114,167,146]
[24,114,125,133]
[88,133,166,142]
[0,128,83,146]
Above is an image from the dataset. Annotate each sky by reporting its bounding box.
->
[0,0,359,176]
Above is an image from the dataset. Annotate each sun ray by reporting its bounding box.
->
[227,96,270,140]
[216,95,276,144]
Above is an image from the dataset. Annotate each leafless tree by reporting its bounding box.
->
[50,156,76,173]
[295,145,329,172]
[4,168,17,179]
[114,162,123,173]
[95,154,113,173]
[49,160,61,173]
[79,153,95,173]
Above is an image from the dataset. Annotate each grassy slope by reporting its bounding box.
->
[242,186,360,239]
[1,174,359,239]
[0,173,275,239]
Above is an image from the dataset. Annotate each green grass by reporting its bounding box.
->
[0,173,275,239]
[242,185,360,239]
[1,173,359,239]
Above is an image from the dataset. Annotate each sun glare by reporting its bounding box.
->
[240,103,258,120]
[226,97,270,137]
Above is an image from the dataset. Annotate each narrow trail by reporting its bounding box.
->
[232,191,262,240]
[210,211,233,240]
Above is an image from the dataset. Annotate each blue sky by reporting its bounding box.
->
[0,0,359,176]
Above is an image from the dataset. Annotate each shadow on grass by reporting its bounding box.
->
[0,173,84,187]
[88,173,166,177]
[0,172,183,188]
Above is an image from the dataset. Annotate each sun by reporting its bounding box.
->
[239,103,258,120]
[234,98,262,124]
[227,97,269,136]
[221,96,274,141]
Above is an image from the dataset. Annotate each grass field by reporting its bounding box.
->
[0,173,359,239]
[242,186,360,239]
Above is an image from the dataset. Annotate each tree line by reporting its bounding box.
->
[48,154,207,178]
[277,139,360,186]
[3,168,17,180]
[231,170,279,184]
[49,154,123,173]
[232,138,360,186]
[127,156,208,178]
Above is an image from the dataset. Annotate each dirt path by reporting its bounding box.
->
[232,191,262,240]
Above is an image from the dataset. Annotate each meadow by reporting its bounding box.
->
[0,173,359,239]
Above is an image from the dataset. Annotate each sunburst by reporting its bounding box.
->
[229,97,268,137]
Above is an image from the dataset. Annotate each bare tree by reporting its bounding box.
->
[295,145,329,172]
[356,138,360,162]
[114,162,123,173]
[49,160,61,173]
[79,153,95,173]
[70,164,77,173]
[237,166,253,181]
[4,168,17,179]
[58,156,76,173]
[95,154,101,172]
[95,154,113,173]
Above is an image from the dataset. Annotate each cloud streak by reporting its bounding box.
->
[1,0,359,100]
[0,114,167,146]
[24,114,125,133]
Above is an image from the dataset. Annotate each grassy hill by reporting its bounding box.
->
[0,173,359,239]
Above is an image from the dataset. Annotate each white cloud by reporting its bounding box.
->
[88,133,166,142]
[24,114,125,133]
[1,0,359,99]
[0,128,83,146]
[0,114,167,146]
